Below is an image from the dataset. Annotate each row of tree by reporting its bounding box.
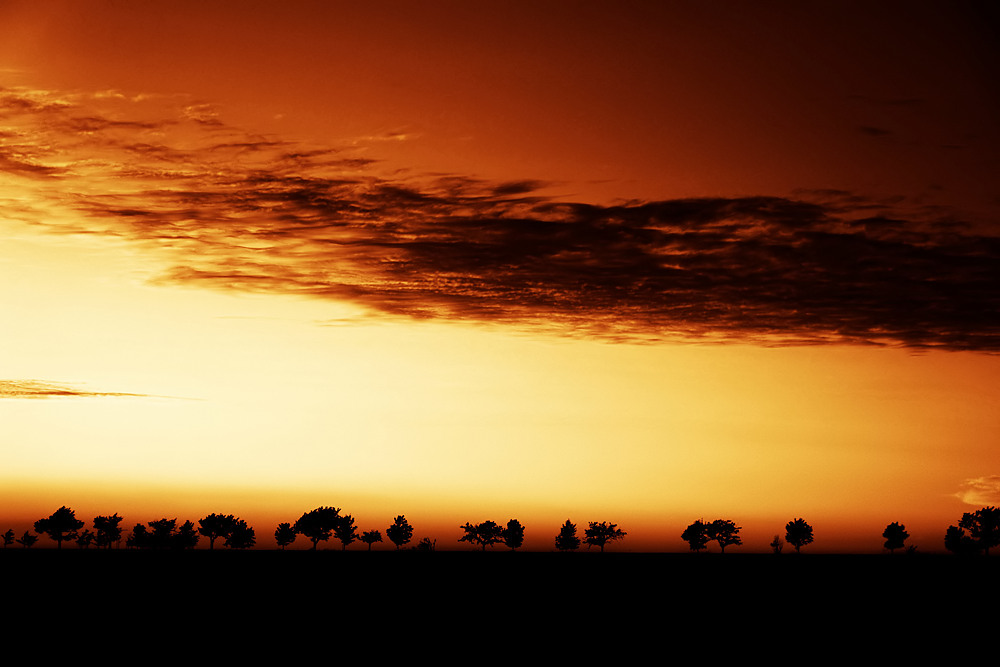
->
[6,505,1000,554]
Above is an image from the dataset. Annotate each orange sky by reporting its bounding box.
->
[1,1,997,552]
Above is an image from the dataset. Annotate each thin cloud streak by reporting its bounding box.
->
[0,380,153,400]
[955,476,1000,506]
[2,85,998,350]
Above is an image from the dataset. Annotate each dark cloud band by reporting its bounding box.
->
[3,85,998,350]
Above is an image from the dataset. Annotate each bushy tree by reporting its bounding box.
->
[555,520,579,551]
[34,506,84,549]
[174,520,200,550]
[785,518,814,553]
[583,521,626,552]
[882,522,909,553]
[275,522,297,550]
[958,506,1000,555]
[360,530,382,551]
[333,514,359,550]
[16,531,37,548]
[681,520,709,552]
[294,507,344,550]
[502,519,525,551]
[385,515,413,550]
[416,537,435,551]
[93,514,124,549]
[198,513,237,550]
[706,519,742,554]
[770,534,784,554]
[459,521,504,551]
[126,524,148,549]
[225,519,255,549]
[3,529,15,548]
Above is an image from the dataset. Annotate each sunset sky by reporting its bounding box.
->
[1,1,997,552]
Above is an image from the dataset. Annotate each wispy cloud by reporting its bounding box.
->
[2,85,998,350]
[0,380,152,400]
[955,476,1000,506]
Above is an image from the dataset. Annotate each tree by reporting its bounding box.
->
[958,506,1000,555]
[385,515,413,550]
[75,529,95,549]
[882,522,909,554]
[126,523,149,549]
[34,506,84,549]
[785,518,814,553]
[416,537,435,551]
[3,529,15,548]
[198,513,237,550]
[16,531,37,549]
[360,530,382,551]
[944,525,979,555]
[333,514,359,550]
[294,507,344,550]
[770,534,784,554]
[555,520,580,551]
[174,520,201,550]
[583,521,626,552]
[706,519,742,554]
[93,514,124,549]
[225,519,256,549]
[681,520,709,552]
[502,519,525,551]
[459,521,504,551]
[275,523,297,550]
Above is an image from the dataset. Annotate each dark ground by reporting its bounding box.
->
[5,550,996,655]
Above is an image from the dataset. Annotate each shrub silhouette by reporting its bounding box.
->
[3,529,15,548]
[225,519,256,549]
[770,534,784,554]
[75,529,96,549]
[333,514,358,550]
[882,522,909,553]
[34,506,84,549]
[198,513,237,550]
[785,518,814,553]
[16,531,37,548]
[583,521,626,552]
[944,525,979,555]
[554,520,580,551]
[386,515,413,550]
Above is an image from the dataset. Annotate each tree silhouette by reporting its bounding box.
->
[16,531,37,548]
[225,519,255,549]
[705,519,742,554]
[770,534,784,554]
[583,521,626,552]
[127,523,148,549]
[416,537,435,551]
[459,521,504,551]
[785,518,814,553]
[555,520,580,551]
[385,515,413,550]
[274,522,297,550]
[333,514,359,550]
[34,506,84,549]
[681,520,709,552]
[174,520,200,550]
[93,514,123,549]
[958,506,1000,555]
[502,519,525,551]
[882,522,909,554]
[294,507,344,550]
[361,530,382,551]
[944,525,979,555]
[75,529,95,549]
[198,513,237,550]
[3,529,14,548]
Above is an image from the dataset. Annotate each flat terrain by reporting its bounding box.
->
[5,550,995,653]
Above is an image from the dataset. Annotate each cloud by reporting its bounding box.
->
[3,85,999,350]
[955,476,1000,506]
[0,380,151,400]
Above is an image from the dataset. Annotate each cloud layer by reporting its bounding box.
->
[2,86,998,350]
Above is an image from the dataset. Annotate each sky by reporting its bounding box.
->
[1,0,997,552]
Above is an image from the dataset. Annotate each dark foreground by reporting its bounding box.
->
[6,550,996,653]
